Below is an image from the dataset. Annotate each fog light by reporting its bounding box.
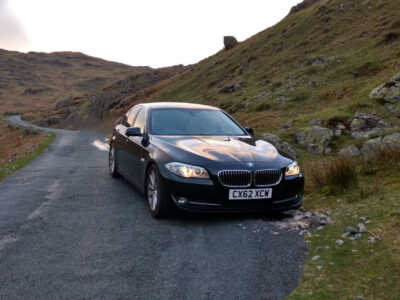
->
[177,197,188,205]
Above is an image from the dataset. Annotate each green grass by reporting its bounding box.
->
[0,133,56,182]
[288,171,400,299]
[287,148,400,299]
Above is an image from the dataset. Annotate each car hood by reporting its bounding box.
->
[152,135,292,168]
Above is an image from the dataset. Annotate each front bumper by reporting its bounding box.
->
[159,166,304,213]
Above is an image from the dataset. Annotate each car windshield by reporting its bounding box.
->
[150,108,247,136]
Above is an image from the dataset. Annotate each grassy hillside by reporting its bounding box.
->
[0,49,150,121]
[143,0,400,138]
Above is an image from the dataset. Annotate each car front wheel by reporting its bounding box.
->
[146,165,169,218]
[109,144,119,177]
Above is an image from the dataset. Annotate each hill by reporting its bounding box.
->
[142,0,400,141]
[0,49,151,121]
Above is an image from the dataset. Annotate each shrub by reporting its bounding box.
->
[293,88,312,102]
[255,101,271,111]
[304,65,318,75]
[354,60,382,76]
[307,157,358,194]
[360,146,400,175]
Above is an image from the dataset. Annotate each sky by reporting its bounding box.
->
[0,0,300,68]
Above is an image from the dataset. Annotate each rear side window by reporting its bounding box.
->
[133,108,146,132]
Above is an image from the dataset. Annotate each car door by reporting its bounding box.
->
[124,107,150,187]
[116,106,141,169]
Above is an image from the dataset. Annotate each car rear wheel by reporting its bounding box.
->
[146,165,169,218]
[109,144,119,177]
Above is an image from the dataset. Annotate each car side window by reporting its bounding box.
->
[133,108,146,133]
[126,107,141,127]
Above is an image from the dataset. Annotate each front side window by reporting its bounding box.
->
[150,108,246,136]
[127,106,141,127]
[134,108,146,133]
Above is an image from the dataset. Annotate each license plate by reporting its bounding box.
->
[229,188,272,200]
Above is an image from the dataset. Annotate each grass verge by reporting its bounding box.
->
[288,150,400,299]
[0,132,56,182]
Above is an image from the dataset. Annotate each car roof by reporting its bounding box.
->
[139,102,220,110]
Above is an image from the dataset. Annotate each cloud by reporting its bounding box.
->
[0,0,30,50]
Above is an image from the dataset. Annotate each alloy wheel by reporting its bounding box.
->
[147,170,158,211]
[109,146,115,173]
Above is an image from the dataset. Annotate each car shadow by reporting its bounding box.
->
[164,209,295,227]
[115,175,296,226]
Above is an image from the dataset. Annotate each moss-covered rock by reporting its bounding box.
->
[361,133,400,157]
[295,126,334,155]
[338,146,361,157]
[370,71,400,103]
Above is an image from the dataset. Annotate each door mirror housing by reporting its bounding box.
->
[126,127,143,137]
[245,127,254,137]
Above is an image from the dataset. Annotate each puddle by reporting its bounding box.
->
[91,139,109,152]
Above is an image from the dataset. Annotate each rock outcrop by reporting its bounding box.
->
[295,126,334,155]
[223,36,238,50]
[288,0,321,15]
[369,71,400,103]
[260,133,297,159]
[219,81,245,93]
[349,112,394,140]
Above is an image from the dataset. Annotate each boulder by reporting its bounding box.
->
[381,133,400,149]
[280,120,294,130]
[260,133,297,159]
[349,112,379,132]
[223,36,238,50]
[349,112,394,140]
[338,146,360,157]
[351,128,395,140]
[361,133,400,157]
[295,126,334,155]
[369,71,400,103]
[288,0,321,15]
[360,137,382,157]
[219,81,245,93]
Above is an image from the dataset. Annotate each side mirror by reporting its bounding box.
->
[126,127,143,137]
[245,127,254,137]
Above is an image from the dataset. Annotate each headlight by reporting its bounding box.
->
[165,162,209,179]
[285,161,300,177]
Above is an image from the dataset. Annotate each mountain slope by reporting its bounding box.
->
[140,0,400,140]
[0,49,150,118]
[54,65,186,129]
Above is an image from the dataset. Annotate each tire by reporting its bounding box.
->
[109,144,119,178]
[146,164,169,218]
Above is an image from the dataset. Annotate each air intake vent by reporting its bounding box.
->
[218,170,252,187]
[254,169,282,187]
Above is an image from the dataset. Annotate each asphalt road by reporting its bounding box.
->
[0,116,307,300]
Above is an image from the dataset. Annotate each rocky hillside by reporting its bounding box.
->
[134,0,400,157]
[0,49,150,120]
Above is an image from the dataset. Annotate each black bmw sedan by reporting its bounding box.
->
[109,102,304,218]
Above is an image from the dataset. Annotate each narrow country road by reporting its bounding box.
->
[0,116,307,299]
